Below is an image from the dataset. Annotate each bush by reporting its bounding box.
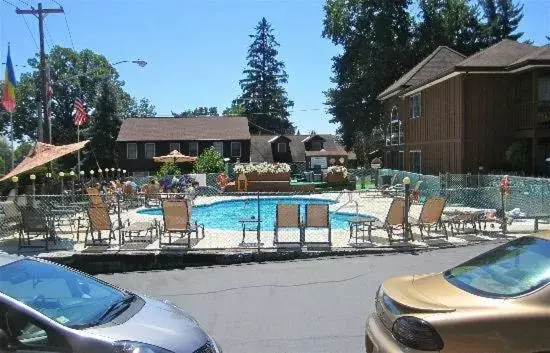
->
[505,141,529,171]
[156,162,182,178]
[194,147,225,173]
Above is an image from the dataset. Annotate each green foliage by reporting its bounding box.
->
[505,141,529,171]
[156,162,182,178]
[14,141,33,161]
[0,46,155,169]
[238,18,295,134]
[323,0,413,148]
[86,81,121,169]
[479,0,524,43]
[172,107,218,117]
[194,147,225,173]
[222,100,246,116]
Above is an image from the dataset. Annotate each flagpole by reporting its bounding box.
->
[10,112,14,170]
[77,124,81,174]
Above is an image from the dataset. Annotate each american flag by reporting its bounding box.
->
[72,97,88,126]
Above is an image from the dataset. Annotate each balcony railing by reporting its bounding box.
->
[513,101,550,130]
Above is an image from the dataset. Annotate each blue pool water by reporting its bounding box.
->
[137,197,368,230]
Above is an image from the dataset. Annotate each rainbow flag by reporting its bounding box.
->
[2,44,16,113]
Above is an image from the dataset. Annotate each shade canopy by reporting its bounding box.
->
[153,150,197,164]
[0,140,90,182]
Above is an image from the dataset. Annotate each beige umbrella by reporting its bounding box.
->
[1,140,90,182]
[153,150,197,164]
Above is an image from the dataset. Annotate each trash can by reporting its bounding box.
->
[379,175,392,187]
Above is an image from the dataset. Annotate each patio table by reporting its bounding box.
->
[238,218,263,244]
[347,216,377,244]
[120,220,158,245]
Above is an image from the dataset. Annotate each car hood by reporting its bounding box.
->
[86,296,209,353]
[383,273,501,312]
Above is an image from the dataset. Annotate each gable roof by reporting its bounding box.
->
[301,134,327,143]
[455,39,538,69]
[398,39,550,97]
[378,46,466,100]
[250,134,348,163]
[116,116,250,142]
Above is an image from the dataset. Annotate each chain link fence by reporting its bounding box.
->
[0,169,547,255]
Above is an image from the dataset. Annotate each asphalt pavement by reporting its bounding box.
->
[99,243,500,353]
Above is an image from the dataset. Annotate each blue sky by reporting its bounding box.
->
[1,0,549,135]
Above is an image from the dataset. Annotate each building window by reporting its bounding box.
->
[213,141,224,156]
[188,142,199,157]
[410,150,421,173]
[539,76,550,102]
[126,143,137,160]
[231,142,241,157]
[277,142,287,153]
[398,150,404,170]
[411,93,421,119]
[144,143,155,159]
[311,141,323,150]
[169,142,180,152]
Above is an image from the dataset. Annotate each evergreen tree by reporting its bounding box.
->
[86,81,121,169]
[479,0,524,43]
[238,18,295,134]
[323,0,413,148]
[414,0,484,58]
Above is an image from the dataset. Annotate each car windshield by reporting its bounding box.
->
[444,236,550,298]
[0,259,127,328]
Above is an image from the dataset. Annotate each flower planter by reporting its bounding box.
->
[326,172,346,184]
[245,172,290,182]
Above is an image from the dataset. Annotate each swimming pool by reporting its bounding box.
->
[137,197,370,230]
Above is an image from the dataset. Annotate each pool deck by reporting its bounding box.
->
[0,191,545,260]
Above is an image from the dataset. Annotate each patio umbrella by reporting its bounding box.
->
[0,140,90,182]
[153,150,197,164]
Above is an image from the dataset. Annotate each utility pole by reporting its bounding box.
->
[16,3,63,144]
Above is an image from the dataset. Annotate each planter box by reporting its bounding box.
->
[245,172,290,182]
[326,172,345,184]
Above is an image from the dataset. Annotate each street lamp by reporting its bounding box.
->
[403,177,411,241]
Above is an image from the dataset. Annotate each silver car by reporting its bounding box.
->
[0,254,221,353]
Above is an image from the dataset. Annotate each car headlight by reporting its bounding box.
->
[114,341,174,353]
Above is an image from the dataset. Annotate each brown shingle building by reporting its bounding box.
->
[379,39,550,175]
[116,117,353,176]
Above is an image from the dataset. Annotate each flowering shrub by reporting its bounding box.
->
[234,162,291,175]
[327,165,348,178]
[158,175,195,193]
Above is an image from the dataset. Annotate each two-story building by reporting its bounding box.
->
[379,39,550,175]
[116,116,251,177]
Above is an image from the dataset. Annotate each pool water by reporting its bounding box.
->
[137,197,368,230]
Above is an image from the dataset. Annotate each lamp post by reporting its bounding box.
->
[30,174,36,196]
[111,168,116,181]
[11,176,18,193]
[69,171,76,194]
[59,172,65,200]
[98,169,103,180]
[90,169,95,183]
[403,177,411,241]
[117,168,121,179]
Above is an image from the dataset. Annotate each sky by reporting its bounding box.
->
[0,0,549,135]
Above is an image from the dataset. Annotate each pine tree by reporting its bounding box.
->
[479,0,524,44]
[86,81,121,169]
[323,0,413,148]
[239,18,294,135]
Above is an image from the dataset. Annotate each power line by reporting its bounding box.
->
[21,9,39,50]
[15,0,31,7]
[44,20,54,49]
[0,0,19,9]
[53,0,75,50]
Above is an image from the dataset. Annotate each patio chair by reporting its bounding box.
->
[273,203,302,247]
[371,197,406,245]
[86,187,104,205]
[144,183,161,207]
[407,197,447,240]
[160,200,204,247]
[18,206,55,251]
[84,203,120,246]
[303,204,331,247]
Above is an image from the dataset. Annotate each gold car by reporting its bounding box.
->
[366,233,550,353]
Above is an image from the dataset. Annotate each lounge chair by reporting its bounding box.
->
[303,204,331,247]
[160,200,204,247]
[407,197,447,240]
[273,203,302,247]
[144,183,161,207]
[371,197,406,245]
[84,203,119,246]
[19,206,55,251]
